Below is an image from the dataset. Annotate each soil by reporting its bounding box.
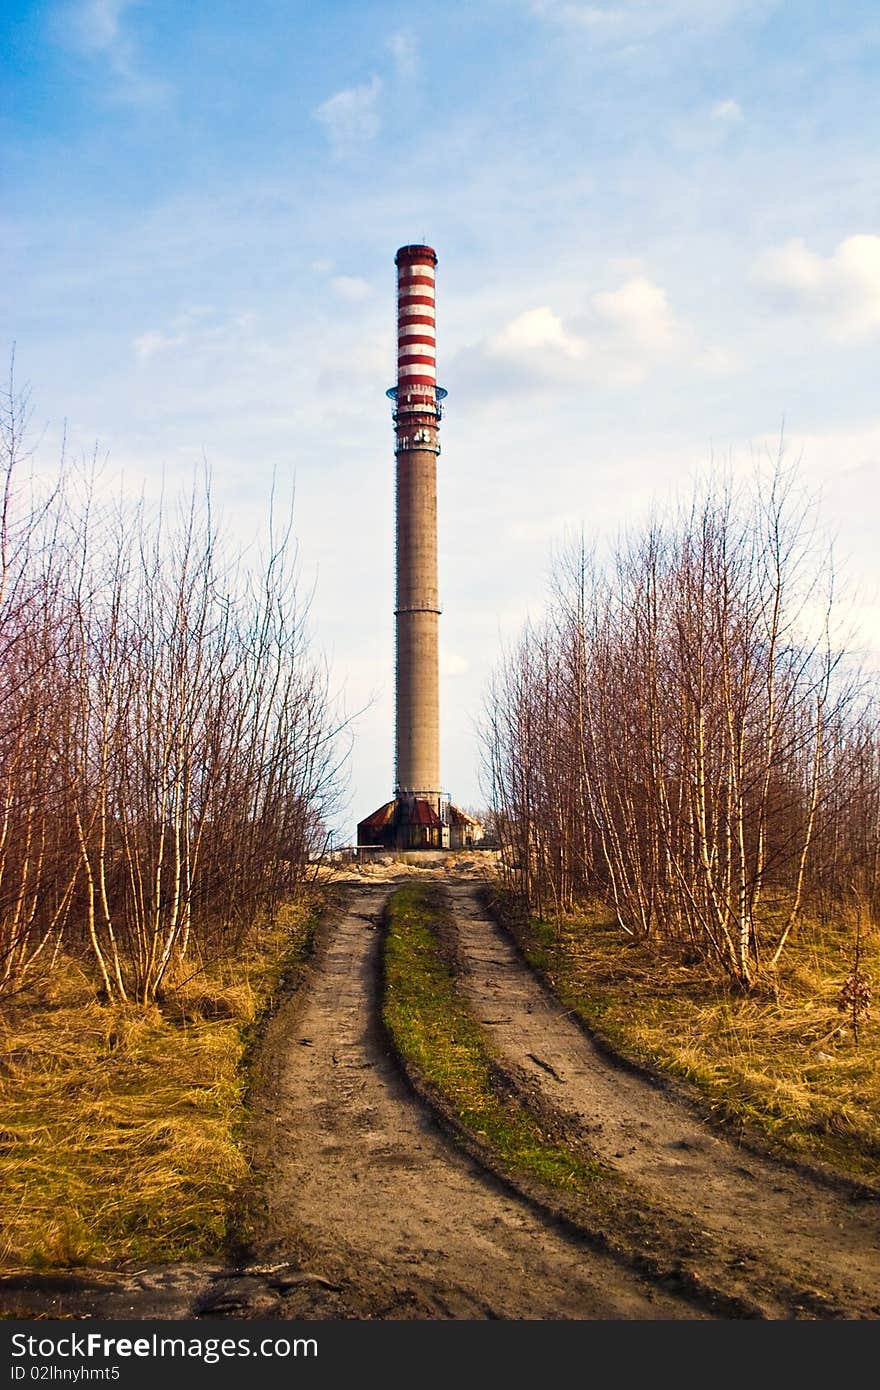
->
[4,869,878,1321]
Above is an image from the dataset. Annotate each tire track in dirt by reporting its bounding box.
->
[246,878,706,1320]
[445,877,880,1319]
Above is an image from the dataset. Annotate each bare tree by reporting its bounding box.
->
[483,465,875,989]
[0,370,346,1001]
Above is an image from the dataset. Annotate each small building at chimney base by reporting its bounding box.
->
[357,796,483,852]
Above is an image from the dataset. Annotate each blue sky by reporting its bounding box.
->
[3,0,880,839]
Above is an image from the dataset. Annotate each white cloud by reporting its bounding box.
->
[527,1,773,43]
[455,271,734,395]
[313,75,383,157]
[74,0,129,49]
[758,239,822,293]
[64,0,165,103]
[490,306,586,360]
[711,97,743,122]
[330,276,373,302]
[386,31,419,78]
[133,329,180,361]
[754,235,880,341]
[593,276,683,352]
[528,2,618,26]
[132,307,247,364]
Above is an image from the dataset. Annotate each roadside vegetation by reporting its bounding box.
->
[0,365,342,1269]
[0,895,319,1269]
[487,886,879,1184]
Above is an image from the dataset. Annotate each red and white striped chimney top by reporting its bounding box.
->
[396,244,437,394]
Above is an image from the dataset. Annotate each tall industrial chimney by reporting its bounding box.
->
[390,244,445,803]
[356,245,481,853]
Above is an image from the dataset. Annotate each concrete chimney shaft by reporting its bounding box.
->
[357,245,481,851]
[391,245,445,802]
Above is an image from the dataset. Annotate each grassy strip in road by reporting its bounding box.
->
[382,880,602,1194]
[0,893,322,1271]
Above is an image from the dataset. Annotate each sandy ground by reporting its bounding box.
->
[4,867,877,1321]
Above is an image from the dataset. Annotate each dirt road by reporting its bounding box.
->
[445,877,880,1319]
[243,877,703,1319]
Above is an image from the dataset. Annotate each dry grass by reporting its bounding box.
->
[0,896,318,1270]
[494,888,880,1183]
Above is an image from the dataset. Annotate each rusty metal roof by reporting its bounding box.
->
[408,798,442,828]
[357,800,396,833]
[357,797,444,832]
